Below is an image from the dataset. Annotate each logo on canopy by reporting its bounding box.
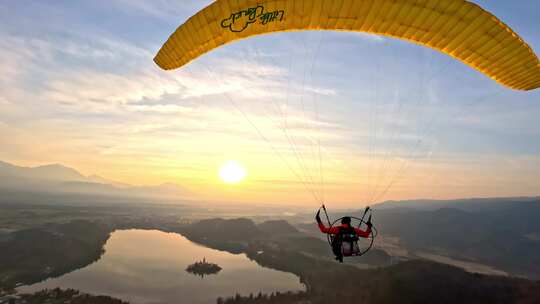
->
[221,6,285,33]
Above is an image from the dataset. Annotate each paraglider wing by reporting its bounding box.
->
[154,0,540,91]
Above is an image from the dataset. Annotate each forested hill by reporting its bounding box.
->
[180,217,540,304]
[3,201,540,304]
[367,200,540,279]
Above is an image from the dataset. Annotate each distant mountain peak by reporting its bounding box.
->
[0,159,190,202]
[36,163,65,168]
[0,160,17,168]
[87,174,129,187]
[31,163,86,181]
[0,159,88,185]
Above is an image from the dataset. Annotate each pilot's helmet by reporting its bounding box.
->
[341,217,351,225]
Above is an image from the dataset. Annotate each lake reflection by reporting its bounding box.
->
[19,230,304,304]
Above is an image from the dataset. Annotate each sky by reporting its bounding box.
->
[1,0,539,207]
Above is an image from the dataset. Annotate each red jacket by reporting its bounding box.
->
[318,222,371,238]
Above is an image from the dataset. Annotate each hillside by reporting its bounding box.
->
[257,220,299,235]
[0,220,111,290]
[361,200,540,279]
[183,217,540,304]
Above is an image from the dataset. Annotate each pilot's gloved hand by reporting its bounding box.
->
[366,215,373,229]
[315,210,322,224]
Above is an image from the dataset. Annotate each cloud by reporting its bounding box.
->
[330,31,386,44]
[109,0,210,20]
[0,26,463,190]
[1,0,539,204]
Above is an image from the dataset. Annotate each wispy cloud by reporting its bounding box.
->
[1,0,539,205]
[109,0,211,20]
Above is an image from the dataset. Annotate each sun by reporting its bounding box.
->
[219,160,247,184]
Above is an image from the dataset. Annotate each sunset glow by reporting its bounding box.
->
[1,0,539,207]
[219,161,247,184]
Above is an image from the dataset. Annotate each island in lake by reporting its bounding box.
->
[186,258,222,278]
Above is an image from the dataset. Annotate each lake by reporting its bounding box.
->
[18,229,304,304]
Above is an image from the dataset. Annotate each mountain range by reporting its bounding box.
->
[0,160,190,204]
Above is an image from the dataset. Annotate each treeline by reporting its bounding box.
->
[18,288,128,304]
[217,291,308,304]
[374,201,540,278]
[0,220,112,290]
[179,217,540,304]
[221,249,540,304]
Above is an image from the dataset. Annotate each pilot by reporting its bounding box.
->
[316,211,372,263]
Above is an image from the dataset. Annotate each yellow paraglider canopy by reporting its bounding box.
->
[154,0,540,91]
